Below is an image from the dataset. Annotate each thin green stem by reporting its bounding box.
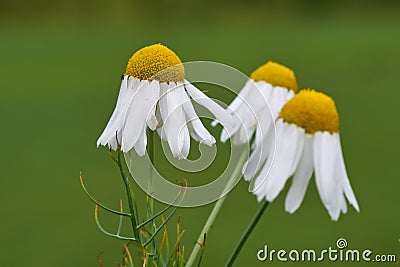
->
[147,130,155,219]
[146,130,157,251]
[137,190,183,229]
[117,148,140,241]
[80,172,131,217]
[142,204,177,247]
[94,205,136,242]
[185,151,247,267]
[225,200,270,267]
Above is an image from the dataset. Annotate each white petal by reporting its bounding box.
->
[253,107,274,150]
[242,145,262,182]
[233,82,269,140]
[145,81,160,130]
[181,90,215,146]
[242,126,274,181]
[98,78,140,148]
[157,82,170,142]
[219,114,242,143]
[162,82,187,158]
[211,79,255,124]
[268,87,293,119]
[340,193,348,214]
[97,76,129,147]
[175,82,191,158]
[313,132,342,221]
[127,76,139,90]
[285,135,314,213]
[121,81,155,152]
[236,124,255,145]
[227,79,254,113]
[184,80,235,127]
[211,80,253,127]
[181,124,190,159]
[220,125,232,142]
[134,126,147,156]
[221,81,272,144]
[335,134,360,212]
[264,122,304,202]
[158,82,170,126]
[248,82,273,120]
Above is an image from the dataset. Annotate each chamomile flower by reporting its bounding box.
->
[245,90,359,221]
[215,61,297,145]
[97,44,234,159]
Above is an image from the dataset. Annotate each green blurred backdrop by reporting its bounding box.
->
[1,0,399,266]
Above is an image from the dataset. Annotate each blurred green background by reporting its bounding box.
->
[1,0,399,266]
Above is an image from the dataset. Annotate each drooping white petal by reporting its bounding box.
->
[220,112,243,143]
[242,126,274,181]
[233,83,264,129]
[236,82,271,143]
[236,123,255,145]
[184,80,235,127]
[97,76,130,147]
[164,83,185,157]
[340,193,348,214]
[134,126,147,156]
[175,82,191,159]
[227,79,254,113]
[121,81,155,153]
[334,133,360,212]
[285,135,314,213]
[220,81,272,144]
[161,82,188,159]
[158,82,170,143]
[249,121,284,200]
[100,77,141,148]
[145,81,160,130]
[250,120,304,202]
[220,125,234,143]
[253,107,274,150]
[268,87,293,119]
[211,80,253,127]
[263,122,305,202]
[313,132,342,221]
[181,89,215,146]
[158,82,169,125]
[181,123,190,159]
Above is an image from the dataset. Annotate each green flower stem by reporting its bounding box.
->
[146,130,157,252]
[185,151,248,267]
[225,200,270,267]
[147,130,155,217]
[117,149,140,241]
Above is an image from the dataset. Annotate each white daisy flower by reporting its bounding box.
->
[97,44,234,159]
[214,61,297,146]
[245,89,360,221]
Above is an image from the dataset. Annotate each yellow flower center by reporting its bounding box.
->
[279,89,339,134]
[250,61,298,92]
[125,44,185,83]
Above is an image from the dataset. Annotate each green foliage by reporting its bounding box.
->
[81,147,187,266]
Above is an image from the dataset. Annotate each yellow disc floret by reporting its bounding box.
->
[125,44,185,83]
[279,89,339,134]
[250,61,298,92]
